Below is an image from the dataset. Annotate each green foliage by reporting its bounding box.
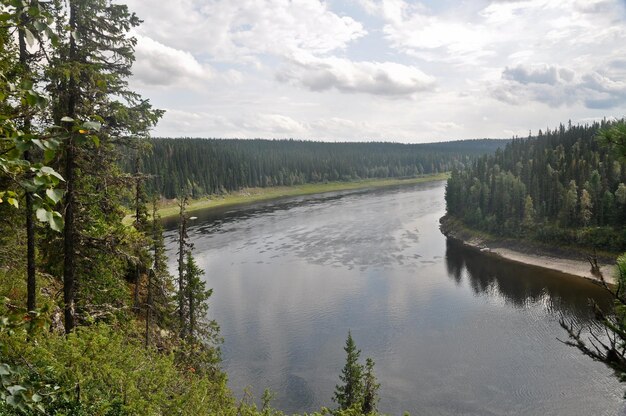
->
[446,120,626,251]
[597,121,626,162]
[0,300,61,414]
[361,358,380,415]
[135,138,508,198]
[184,252,214,340]
[0,1,65,232]
[333,332,380,414]
[560,122,626,394]
[0,317,233,415]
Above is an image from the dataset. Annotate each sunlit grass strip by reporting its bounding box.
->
[156,173,450,219]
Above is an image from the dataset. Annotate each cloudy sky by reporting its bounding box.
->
[124,0,626,142]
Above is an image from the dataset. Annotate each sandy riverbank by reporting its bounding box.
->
[440,215,618,285]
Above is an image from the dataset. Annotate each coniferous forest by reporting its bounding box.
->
[445,121,626,252]
[138,138,507,199]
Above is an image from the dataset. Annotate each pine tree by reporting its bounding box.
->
[184,251,212,340]
[151,200,174,323]
[333,331,363,410]
[361,358,380,415]
[176,194,190,335]
[17,1,37,313]
[46,0,162,332]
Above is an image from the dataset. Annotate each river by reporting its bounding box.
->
[164,181,625,415]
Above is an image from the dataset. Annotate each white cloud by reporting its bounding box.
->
[502,64,563,85]
[276,54,435,97]
[492,63,626,108]
[425,121,463,133]
[359,0,496,64]
[360,0,626,70]
[126,0,366,63]
[243,114,307,135]
[158,110,307,138]
[123,0,626,141]
[132,36,212,87]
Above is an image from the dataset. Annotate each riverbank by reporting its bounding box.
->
[439,215,618,285]
[155,173,450,219]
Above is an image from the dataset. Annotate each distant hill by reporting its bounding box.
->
[136,138,509,198]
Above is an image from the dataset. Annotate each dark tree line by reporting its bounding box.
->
[135,138,508,198]
[445,120,626,252]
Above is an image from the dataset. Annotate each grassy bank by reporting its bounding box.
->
[156,173,450,219]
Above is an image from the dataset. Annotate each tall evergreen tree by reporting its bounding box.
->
[17,1,36,312]
[144,198,175,347]
[45,0,162,332]
[333,331,364,410]
[177,194,190,334]
[184,251,212,340]
[361,358,380,415]
[1,0,64,313]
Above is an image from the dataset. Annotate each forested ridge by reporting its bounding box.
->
[445,120,626,252]
[138,138,508,198]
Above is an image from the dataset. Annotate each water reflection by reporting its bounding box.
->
[445,238,613,320]
[164,182,624,415]
[162,183,444,233]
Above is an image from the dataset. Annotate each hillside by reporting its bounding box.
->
[444,120,626,253]
[137,138,509,198]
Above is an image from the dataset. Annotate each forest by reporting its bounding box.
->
[136,138,507,198]
[445,121,626,252]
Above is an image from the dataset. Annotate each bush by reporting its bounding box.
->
[0,320,233,416]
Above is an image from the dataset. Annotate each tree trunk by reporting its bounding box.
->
[134,265,141,311]
[63,0,79,333]
[177,197,187,334]
[133,156,141,311]
[188,279,194,339]
[145,269,153,348]
[18,6,36,312]
[25,172,36,311]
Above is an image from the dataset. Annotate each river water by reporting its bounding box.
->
[164,181,625,415]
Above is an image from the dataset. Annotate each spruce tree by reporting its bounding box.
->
[177,194,190,335]
[184,251,212,340]
[362,358,380,415]
[45,0,162,332]
[333,331,364,410]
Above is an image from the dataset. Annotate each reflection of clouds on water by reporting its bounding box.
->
[164,182,624,416]
[172,182,447,272]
